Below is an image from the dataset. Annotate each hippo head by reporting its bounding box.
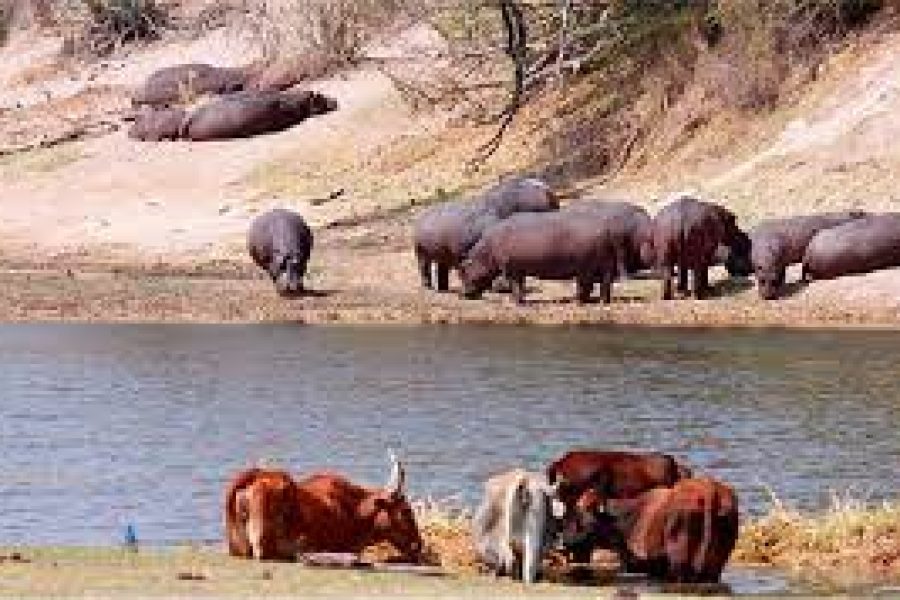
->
[358,453,423,562]
[556,487,622,555]
[458,258,496,300]
[754,266,783,300]
[271,253,307,297]
[236,472,300,560]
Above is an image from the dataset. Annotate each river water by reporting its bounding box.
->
[0,324,897,590]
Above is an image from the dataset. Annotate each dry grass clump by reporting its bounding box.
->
[412,497,480,573]
[735,491,900,588]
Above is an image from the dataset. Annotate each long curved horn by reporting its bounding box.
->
[386,450,405,497]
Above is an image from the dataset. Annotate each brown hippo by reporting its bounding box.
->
[458,211,617,304]
[563,200,654,277]
[182,90,337,141]
[132,58,332,108]
[802,213,900,281]
[248,209,313,297]
[750,211,867,299]
[651,194,751,300]
[131,63,250,107]
[547,450,692,563]
[566,478,738,583]
[413,178,559,291]
[127,107,188,141]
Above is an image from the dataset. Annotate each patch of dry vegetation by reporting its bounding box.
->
[734,492,900,589]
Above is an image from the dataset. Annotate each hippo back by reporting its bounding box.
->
[803,213,900,280]
[132,63,248,107]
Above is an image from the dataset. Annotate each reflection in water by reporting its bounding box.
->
[0,325,896,573]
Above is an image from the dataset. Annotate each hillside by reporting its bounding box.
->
[0,14,898,325]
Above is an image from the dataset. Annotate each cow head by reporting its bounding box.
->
[358,453,423,562]
[236,471,300,560]
[270,252,307,297]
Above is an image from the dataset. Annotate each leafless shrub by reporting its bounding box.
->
[50,0,169,57]
[236,0,407,65]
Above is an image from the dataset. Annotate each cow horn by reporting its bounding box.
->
[386,450,404,497]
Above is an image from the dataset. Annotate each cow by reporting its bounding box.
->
[472,469,565,584]
[650,194,752,300]
[224,453,423,562]
[547,450,692,563]
[565,478,739,583]
[413,178,559,291]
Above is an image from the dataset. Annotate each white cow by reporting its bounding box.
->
[472,469,564,584]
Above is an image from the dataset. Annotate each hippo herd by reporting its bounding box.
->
[246,176,900,301]
[127,63,338,142]
[226,449,737,587]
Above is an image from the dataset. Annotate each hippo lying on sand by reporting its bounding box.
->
[750,211,867,299]
[802,213,900,281]
[181,89,337,141]
[413,178,559,291]
[132,63,250,107]
[127,107,188,141]
[650,194,751,300]
[459,212,617,304]
[248,209,313,297]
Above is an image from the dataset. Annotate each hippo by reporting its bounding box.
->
[750,211,867,299]
[248,209,314,297]
[802,213,900,281]
[650,194,751,300]
[563,200,654,277]
[458,212,617,304]
[131,63,251,107]
[127,107,188,141]
[413,178,559,291]
[181,90,337,141]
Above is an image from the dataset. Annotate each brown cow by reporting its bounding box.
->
[547,450,692,562]
[572,478,739,583]
[224,454,423,562]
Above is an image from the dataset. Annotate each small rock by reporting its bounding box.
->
[176,571,206,581]
[260,570,272,580]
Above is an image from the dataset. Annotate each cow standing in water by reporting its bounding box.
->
[547,450,692,563]
[225,453,423,562]
[472,469,564,584]
[566,478,739,583]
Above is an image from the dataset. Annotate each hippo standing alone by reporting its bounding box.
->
[413,178,559,291]
[248,209,313,297]
[459,212,618,304]
[750,211,867,299]
[802,213,900,281]
[650,194,751,300]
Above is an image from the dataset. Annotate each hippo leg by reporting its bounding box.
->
[436,264,450,292]
[510,275,526,305]
[694,266,711,300]
[661,265,675,301]
[777,266,787,288]
[599,272,613,304]
[417,254,432,289]
[677,262,689,295]
[801,265,812,283]
[576,276,593,304]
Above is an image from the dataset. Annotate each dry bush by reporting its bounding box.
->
[47,0,169,57]
[236,0,407,65]
[735,491,900,588]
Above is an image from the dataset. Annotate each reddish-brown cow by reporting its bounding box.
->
[581,477,739,583]
[547,449,692,562]
[224,454,423,562]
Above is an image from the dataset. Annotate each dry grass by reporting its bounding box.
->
[734,491,900,588]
